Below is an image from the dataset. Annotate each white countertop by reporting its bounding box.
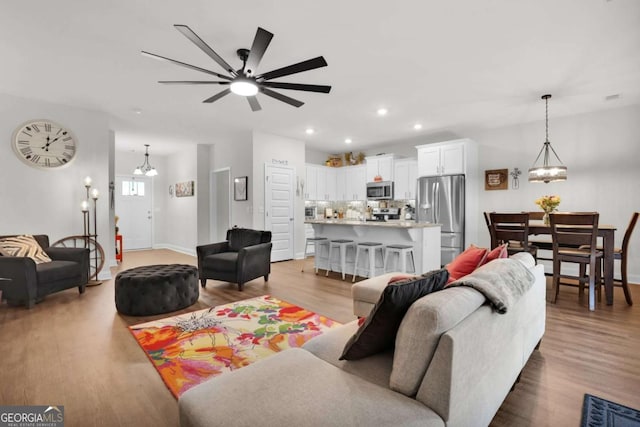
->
[305,219,440,229]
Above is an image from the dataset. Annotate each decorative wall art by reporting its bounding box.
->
[234,176,248,201]
[484,169,509,191]
[175,181,194,197]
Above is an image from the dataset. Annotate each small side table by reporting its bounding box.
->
[115,234,123,263]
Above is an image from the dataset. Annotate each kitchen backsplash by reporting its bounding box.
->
[305,199,415,219]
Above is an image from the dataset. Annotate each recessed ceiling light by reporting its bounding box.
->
[413,123,423,130]
[305,128,315,135]
[345,138,352,144]
[377,108,388,116]
[133,108,142,115]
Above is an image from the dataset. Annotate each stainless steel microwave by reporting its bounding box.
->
[366,181,394,200]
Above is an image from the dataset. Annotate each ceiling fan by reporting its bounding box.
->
[142,25,331,111]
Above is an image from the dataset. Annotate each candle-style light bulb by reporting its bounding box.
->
[91,189,99,200]
[81,201,89,212]
[84,176,92,187]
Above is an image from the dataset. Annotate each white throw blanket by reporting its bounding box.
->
[447,258,535,314]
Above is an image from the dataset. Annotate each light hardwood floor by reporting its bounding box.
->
[1,249,639,426]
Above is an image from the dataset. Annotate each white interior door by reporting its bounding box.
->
[211,168,231,242]
[115,175,153,250]
[265,165,294,262]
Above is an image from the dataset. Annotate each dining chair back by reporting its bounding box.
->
[483,212,495,248]
[549,212,602,311]
[616,211,638,305]
[489,212,538,258]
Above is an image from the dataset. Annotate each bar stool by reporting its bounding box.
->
[326,239,356,280]
[384,244,416,274]
[352,242,385,282]
[301,237,329,273]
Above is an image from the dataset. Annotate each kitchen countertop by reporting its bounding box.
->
[305,219,440,228]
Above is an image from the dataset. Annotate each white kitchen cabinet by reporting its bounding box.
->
[394,159,418,200]
[325,167,337,200]
[365,154,395,182]
[416,140,466,176]
[342,165,366,201]
[305,164,318,200]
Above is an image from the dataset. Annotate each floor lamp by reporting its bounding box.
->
[83,176,102,286]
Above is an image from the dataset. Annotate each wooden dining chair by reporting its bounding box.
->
[581,211,638,306]
[549,212,602,311]
[484,212,495,248]
[489,212,538,259]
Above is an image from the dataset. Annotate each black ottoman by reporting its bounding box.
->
[115,264,199,316]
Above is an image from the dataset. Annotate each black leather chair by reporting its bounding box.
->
[197,228,272,291]
[0,234,90,308]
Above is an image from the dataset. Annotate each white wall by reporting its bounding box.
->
[212,135,254,228]
[252,131,306,258]
[0,94,113,279]
[196,144,210,245]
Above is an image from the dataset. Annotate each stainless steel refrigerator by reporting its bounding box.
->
[416,174,465,266]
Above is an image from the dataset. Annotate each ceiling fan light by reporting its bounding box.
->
[230,78,258,97]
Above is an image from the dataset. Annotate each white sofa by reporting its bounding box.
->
[179,253,545,427]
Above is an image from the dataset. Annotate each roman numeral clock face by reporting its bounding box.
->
[11,119,78,169]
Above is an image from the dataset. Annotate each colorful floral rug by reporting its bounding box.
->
[129,295,341,398]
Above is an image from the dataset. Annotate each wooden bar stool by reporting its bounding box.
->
[301,237,328,273]
[352,242,385,282]
[383,244,416,274]
[326,239,356,280]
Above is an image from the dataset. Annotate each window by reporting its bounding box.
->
[121,180,145,196]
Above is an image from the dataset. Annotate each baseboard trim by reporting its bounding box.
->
[152,243,197,257]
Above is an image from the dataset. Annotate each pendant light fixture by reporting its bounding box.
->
[133,144,158,177]
[528,94,567,183]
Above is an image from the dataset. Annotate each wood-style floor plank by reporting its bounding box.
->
[1,249,638,427]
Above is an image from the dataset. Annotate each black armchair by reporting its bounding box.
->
[0,235,90,308]
[197,228,272,291]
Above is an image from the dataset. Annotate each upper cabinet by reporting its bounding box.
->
[394,159,418,200]
[344,165,367,201]
[416,139,468,176]
[305,164,364,201]
[365,154,395,182]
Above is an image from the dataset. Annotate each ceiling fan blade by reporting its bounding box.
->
[203,88,231,103]
[261,82,331,93]
[244,27,274,76]
[257,56,328,81]
[247,96,262,112]
[142,51,232,80]
[174,25,237,77]
[261,88,304,108]
[158,81,230,85]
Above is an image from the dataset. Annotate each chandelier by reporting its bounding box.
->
[133,144,158,177]
[528,94,567,183]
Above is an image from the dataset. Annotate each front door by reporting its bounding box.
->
[115,175,153,250]
[264,165,294,262]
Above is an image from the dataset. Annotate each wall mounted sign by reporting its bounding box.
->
[175,181,194,197]
[485,169,508,191]
[234,176,248,201]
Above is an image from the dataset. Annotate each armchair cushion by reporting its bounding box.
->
[0,235,52,264]
[203,252,239,273]
[36,260,81,283]
[228,228,267,252]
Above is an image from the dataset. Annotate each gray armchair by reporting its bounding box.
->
[197,228,272,291]
[0,235,90,308]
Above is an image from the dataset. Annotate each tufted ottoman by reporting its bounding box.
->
[115,264,199,316]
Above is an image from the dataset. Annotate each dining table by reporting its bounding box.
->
[527,220,617,305]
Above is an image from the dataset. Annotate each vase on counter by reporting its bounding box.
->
[543,212,550,226]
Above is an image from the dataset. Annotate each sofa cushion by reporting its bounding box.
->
[203,252,238,272]
[0,235,52,264]
[227,228,266,252]
[303,320,394,389]
[340,269,449,361]
[179,347,445,427]
[445,244,487,283]
[36,260,80,283]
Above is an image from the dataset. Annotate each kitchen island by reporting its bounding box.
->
[305,219,441,276]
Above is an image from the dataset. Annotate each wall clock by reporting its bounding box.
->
[11,119,78,169]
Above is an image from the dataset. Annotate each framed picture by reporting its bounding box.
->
[175,180,194,197]
[234,176,248,201]
[485,169,508,190]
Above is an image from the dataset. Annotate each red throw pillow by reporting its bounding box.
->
[446,244,488,283]
[480,243,509,266]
